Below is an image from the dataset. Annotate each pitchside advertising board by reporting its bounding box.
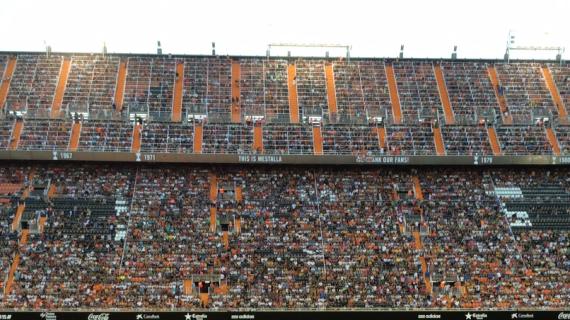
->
[0,311,567,320]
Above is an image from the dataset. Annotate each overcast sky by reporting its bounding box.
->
[1,0,568,60]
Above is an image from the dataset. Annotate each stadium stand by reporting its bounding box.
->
[0,164,567,309]
[547,63,570,122]
[392,61,442,123]
[0,119,14,150]
[496,125,552,155]
[77,120,133,152]
[386,125,436,155]
[439,62,498,124]
[141,122,194,153]
[17,119,71,151]
[2,54,570,161]
[62,55,120,115]
[494,63,555,123]
[1,52,570,312]
[0,56,17,110]
[441,125,493,155]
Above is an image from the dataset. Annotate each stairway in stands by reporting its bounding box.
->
[4,170,36,301]
[324,63,338,119]
[231,60,241,123]
[487,66,513,125]
[131,123,142,153]
[253,123,263,153]
[433,63,455,124]
[9,120,23,150]
[545,127,561,155]
[172,61,185,122]
[68,121,82,151]
[487,126,502,155]
[411,176,433,296]
[312,126,323,155]
[194,123,203,154]
[178,173,231,307]
[0,57,17,110]
[385,63,403,124]
[51,57,72,118]
[542,66,568,124]
[287,63,300,123]
[114,59,128,112]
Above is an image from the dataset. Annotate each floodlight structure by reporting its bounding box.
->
[157,41,162,55]
[505,30,565,63]
[44,41,51,58]
[267,43,351,61]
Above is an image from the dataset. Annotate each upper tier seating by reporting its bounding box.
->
[62,55,120,113]
[440,62,498,122]
[1,54,570,157]
[6,55,62,115]
[495,63,555,122]
[392,61,442,123]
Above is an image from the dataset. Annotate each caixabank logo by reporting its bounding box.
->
[135,314,160,320]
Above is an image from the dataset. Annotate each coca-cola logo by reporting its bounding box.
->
[559,313,570,320]
[88,313,110,320]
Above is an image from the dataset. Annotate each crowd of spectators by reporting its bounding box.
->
[17,55,63,116]
[202,124,253,154]
[393,61,442,123]
[2,54,569,123]
[3,54,36,111]
[442,125,493,155]
[333,61,367,121]
[2,54,570,157]
[0,119,13,149]
[296,60,328,119]
[555,127,570,154]
[78,120,134,152]
[322,125,382,155]
[141,123,194,153]
[386,125,436,155]
[262,59,291,121]
[357,61,392,120]
[183,57,232,120]
[0,165,568,309]
[440,62,498,123]
[62,55,121,114]
[17,119,71,151]
[495,63,555,122]
[262,124,313,155]
[147,59,176,119]
[0,200,19,296]
[496,126,552,155]
[0,55,6,77]
[239,59,266,119]
[0,117,568,157]
[123,58,152,115]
